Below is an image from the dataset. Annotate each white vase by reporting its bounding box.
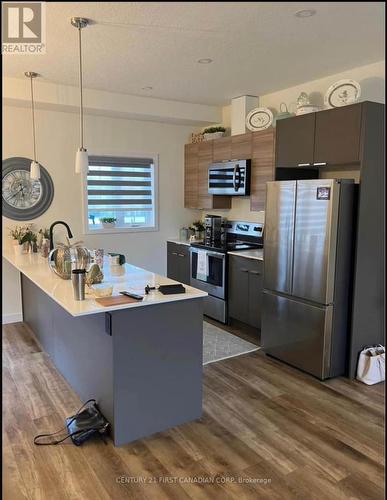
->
[14,244,24,255]
[102,222,116,229]
[203,131,225,141]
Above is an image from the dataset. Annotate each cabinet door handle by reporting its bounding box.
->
[297,163,311,167]
[313,162,327,166]
[240,269,249,273]
[178,254,185,257]
[171,252,178,256]
[249,270,261,275]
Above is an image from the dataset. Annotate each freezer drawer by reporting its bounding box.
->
[261,291,338,379]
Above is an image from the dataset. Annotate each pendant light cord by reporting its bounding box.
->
[78,26,84,150]
[30,76,37,162]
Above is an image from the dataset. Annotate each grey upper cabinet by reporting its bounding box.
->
[275,103,364,171]
[314,103,362,165]
[275,113,316,168]
[228,255,264,329]
[167,242,190,285]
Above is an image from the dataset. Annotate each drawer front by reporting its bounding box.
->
[230,255,263,274]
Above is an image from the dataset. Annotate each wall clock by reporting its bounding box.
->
[245,107,274,131]
[2,157,54,220]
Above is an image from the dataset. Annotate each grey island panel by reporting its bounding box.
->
[21,274,114,426]
[21,274,204,446]
[112,299,203,446]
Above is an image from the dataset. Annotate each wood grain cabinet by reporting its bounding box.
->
[276,113,316,168]
[184,143,199,209]
[184,130,275,211]
[197,141,214,209]
[228,255,264,329]
[167,242,190,285]
[231,133,252,160]
[184,141,231,210]
[213,136,232,162]
[250,129,275,211]
[314,103,362,165]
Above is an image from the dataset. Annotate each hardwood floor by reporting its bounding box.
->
[3,322,385,500]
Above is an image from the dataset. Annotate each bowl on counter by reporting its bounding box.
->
[89,283,113,298]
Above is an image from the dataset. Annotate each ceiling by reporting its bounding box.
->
[3,2,385,105]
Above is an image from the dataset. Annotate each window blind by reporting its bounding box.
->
[87,156,154,212]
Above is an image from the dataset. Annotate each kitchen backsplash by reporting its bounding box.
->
[201,197,265,223]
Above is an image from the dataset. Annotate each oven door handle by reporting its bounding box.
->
[206,252,225,259]
[190,249,225,259]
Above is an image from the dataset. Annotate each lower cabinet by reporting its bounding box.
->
[167,242,190,285]
[228,255,263,329]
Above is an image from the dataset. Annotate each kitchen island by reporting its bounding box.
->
[3,250,207,446]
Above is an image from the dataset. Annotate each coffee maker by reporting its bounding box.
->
[204,215,226,248]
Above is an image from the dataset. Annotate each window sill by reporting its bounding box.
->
[84,226,158,235]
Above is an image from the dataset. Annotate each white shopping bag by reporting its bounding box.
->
[356,345,385,385]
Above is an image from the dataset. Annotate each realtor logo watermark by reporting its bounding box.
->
[2,2,46,54]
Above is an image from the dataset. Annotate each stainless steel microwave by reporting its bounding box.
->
[208,160,251,196]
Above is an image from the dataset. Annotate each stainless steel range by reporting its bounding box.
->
[190,220,264,323]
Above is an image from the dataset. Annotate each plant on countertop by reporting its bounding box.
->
[22,230,38,252]
[23,230,37,243]
[100,217,117,224]
[190,220,205,232]
[202,125,226,134]
[9,225,31,245]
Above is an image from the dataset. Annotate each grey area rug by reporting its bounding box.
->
[203,321,260,365]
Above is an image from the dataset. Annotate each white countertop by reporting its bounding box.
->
[167,239,191,246]
[228,249,264,261]
[3,250,207,317]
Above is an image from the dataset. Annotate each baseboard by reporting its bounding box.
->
[2,312,23,325]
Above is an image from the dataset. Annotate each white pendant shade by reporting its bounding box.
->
[75,148,89,174]
[72,18,89,174]
[30,161,41,180]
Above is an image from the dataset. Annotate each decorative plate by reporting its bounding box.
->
[2,157,54,220]
[324,79,361,108]
[245,107,273,131]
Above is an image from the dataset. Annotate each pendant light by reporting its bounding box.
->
[25,71,40,180]
[71,17,89,174]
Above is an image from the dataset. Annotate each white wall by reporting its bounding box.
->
[3,77,222,126]
[2,104,201,322]
[211,60,385,223]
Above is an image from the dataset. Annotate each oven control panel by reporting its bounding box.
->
[227,221,264,238]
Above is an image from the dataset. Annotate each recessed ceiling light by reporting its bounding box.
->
[142,86,153,90]
[294,9,316,18]
[197,58,213,64]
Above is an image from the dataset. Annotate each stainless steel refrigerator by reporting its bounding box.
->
[262,179,356,379]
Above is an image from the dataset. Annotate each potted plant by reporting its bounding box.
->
[202,125,226,141]
[9,226,28,255]
[21,230,38,253]
[190,220,205,241]
[100,217,117,229]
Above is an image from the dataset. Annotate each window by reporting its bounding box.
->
[83,155,158,233]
